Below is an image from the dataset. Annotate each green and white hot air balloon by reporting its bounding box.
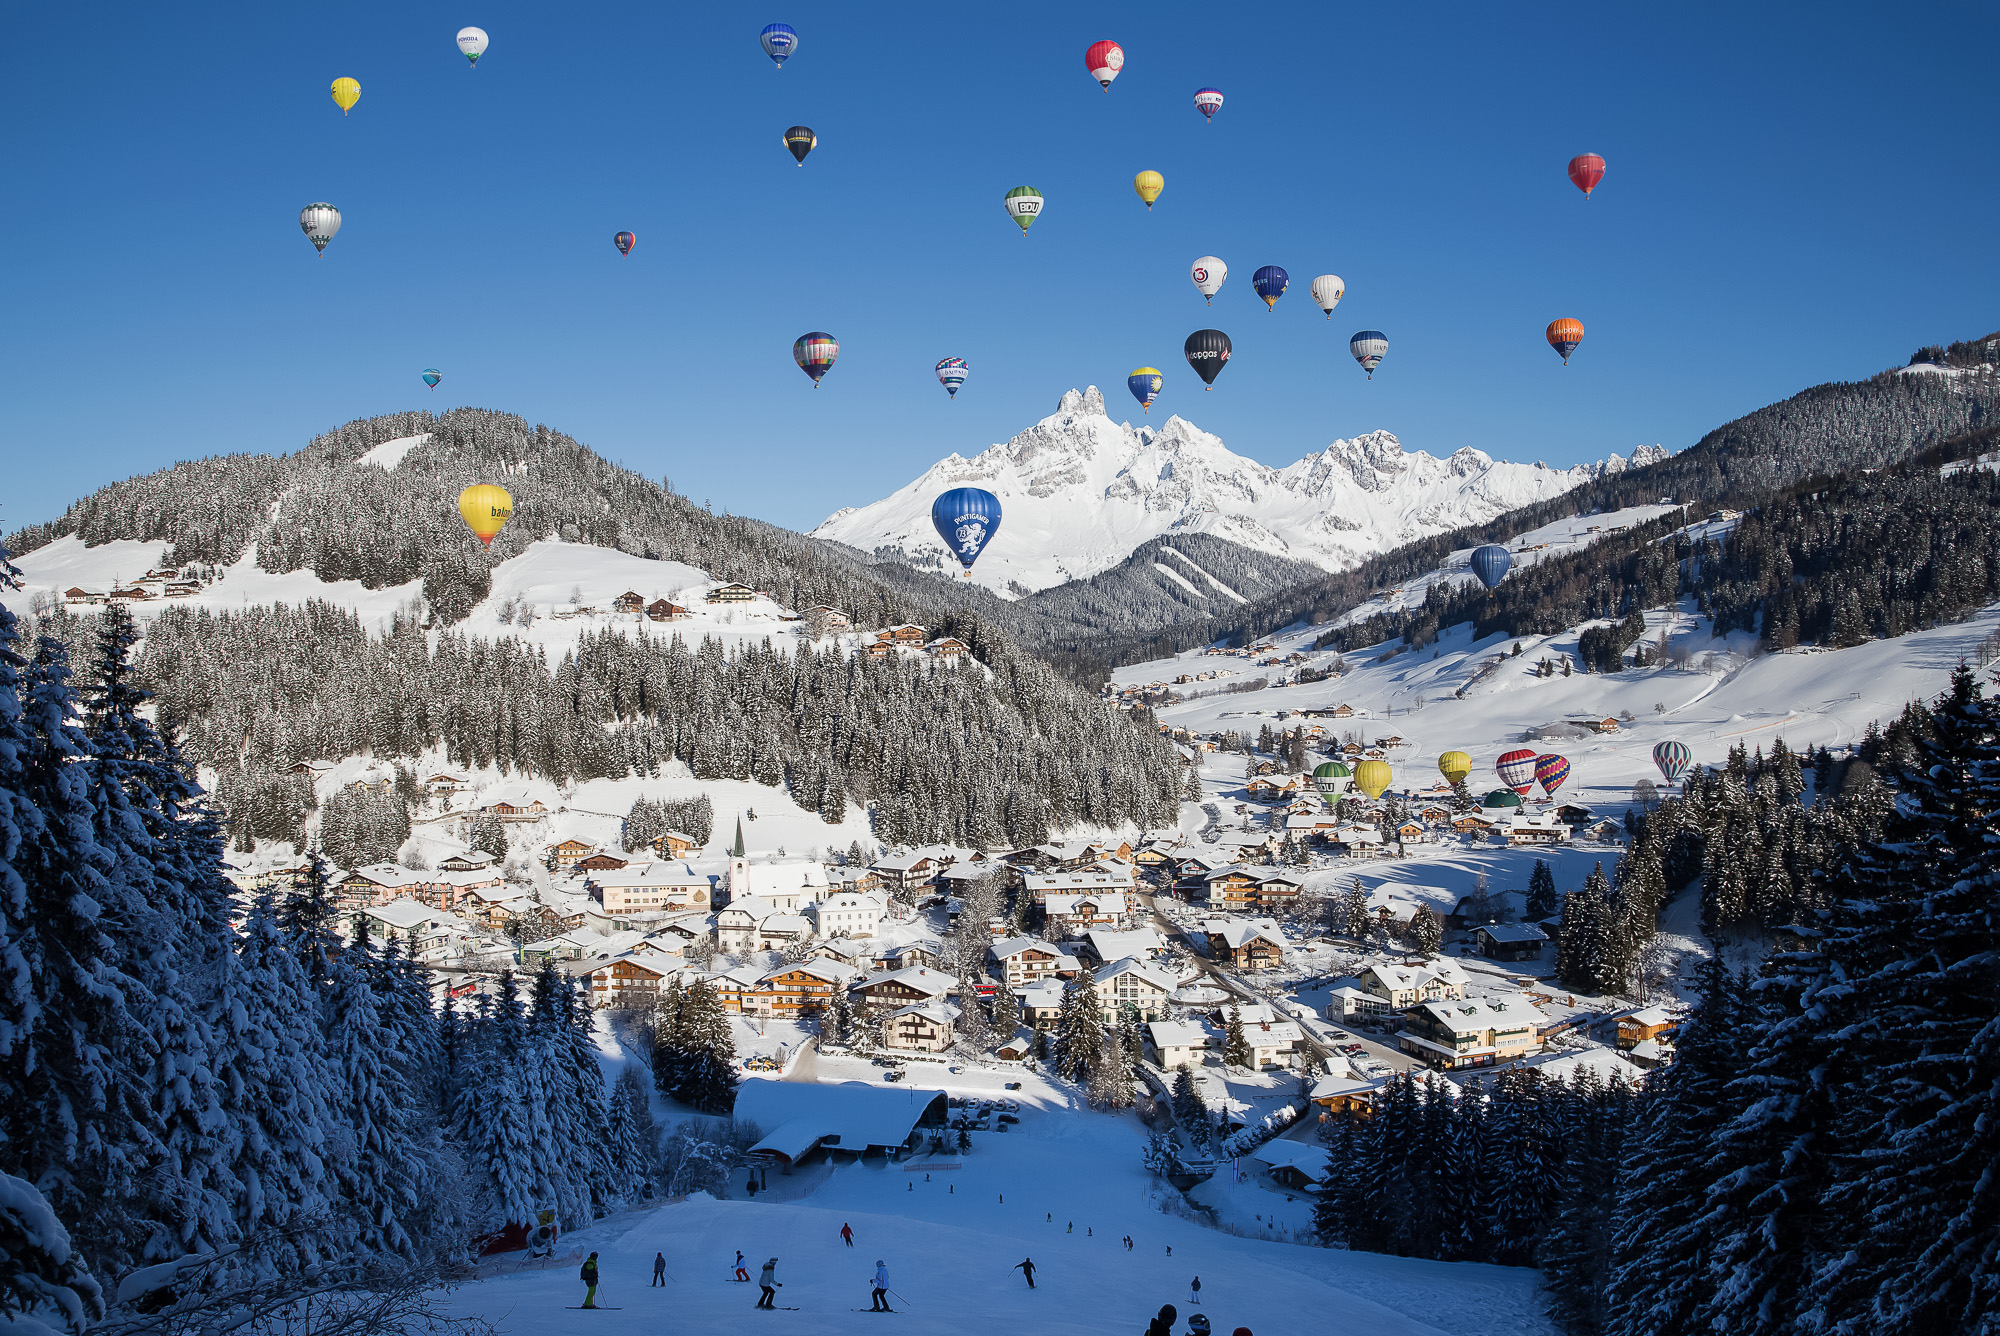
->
[1003,186,1044,235]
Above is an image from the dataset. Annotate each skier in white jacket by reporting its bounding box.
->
[870,1262,892,1312]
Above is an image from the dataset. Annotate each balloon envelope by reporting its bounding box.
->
[1469,544,1513,591]
[784,125,817,164]
[456,27,488,65]
[1127,367,1163,413]
[1495,749,1538,794]
[793,332,838,386]
[760,23,798,66]
[1133,171,1165,210]
[931,488,1003,572]
[421,368,442,390]
[1309,275,1344,317]
[457,484,511,547]
[1252,265,1289,309]
[1190,256,1227,303]
[614,231,635,255]
[1349,330,1387,377]
[1653,741,1691,784]
[331,77,360,114]
[1535,754,1571,796]
[1003,186,1044,233]
[1568,152,1605,197]
[299,202,341,254]
[1483,788,1524,810]
[1312,761,1351,794]
[1546,318,1584,364]
[1184,329,1231,388]
[1437,751,1472,785]
[1084,39,1125,88]
[1193,87,1223,120]
[1353,759,1392,800]
[935,357,969,398]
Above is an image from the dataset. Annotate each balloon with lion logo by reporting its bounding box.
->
[1353,758,1393,800]
[930,488,1002,576]
[457,484,512,547]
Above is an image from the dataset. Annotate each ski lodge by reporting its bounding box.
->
[737,1079,950,1170]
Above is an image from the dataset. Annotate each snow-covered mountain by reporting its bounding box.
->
[814,387,1669,596]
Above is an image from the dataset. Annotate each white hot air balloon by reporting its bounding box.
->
[1310,274,1345,318]
[299,202,341,255]
[456,26,489,66]
[1190,255,1227,305]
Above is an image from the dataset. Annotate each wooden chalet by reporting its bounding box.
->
[706,582,757,604]
[645,599,691,621]
[613,590,646,614]
[650,830,698,858]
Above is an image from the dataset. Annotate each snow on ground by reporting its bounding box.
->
[354,433,431,470]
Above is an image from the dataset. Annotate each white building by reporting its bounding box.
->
[811,890,889,939]
[727,856,830,909]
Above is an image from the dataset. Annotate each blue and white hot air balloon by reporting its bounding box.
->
[760,23,798,67]
[931,487,1002,576]
[1350,330,1388,378]
[1469,543,1513,591]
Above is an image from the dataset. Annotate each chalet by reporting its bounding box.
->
[579,954,679,1007]
[1204,918,1287,972]
[802,605,851,630]
[424,773,468,797]
[489,798,550,824]
[714,897,788,953]
[812,889,889,939]
[1146,1020,1216,1070]
[1084,927,1164,966]
[1309,1074,1379,1120]
[1019,869,1127,905]
[1398,995,1546,1069]
[1568,716,1621,734]
[827,865,886,897]
[1553,803,1595,827]
[1501,814,1571,847]
[108,587,153,602]
[1043,892,1127,936]
[574,850,631,875]
[645,599,691,621]
[876,624,927,645]
[808,939,870,970]
[1249,1140,1332,1193]
[613,590,647,614]
[744,961,851,1018]
[882,1001,959,1053]
[994,1031,1034,1062]
[706,965,762,1014]
[988,937,1078,987]
[1617,1005,1678,1051]
[1093,957,1175,1023]
[1219,831,1279,863]
[63,586,106,604]
[546,839,596,874]
[851,965,953,1016]
[868,940,937,972]
[1329,704,1356,718]
[1232,1010,1307,1070]
[590,862,717,915]
[925,636,972,664]
[1325,985,1393,1021]
[1331,826,1384,855]
[646,830,697,859]
[435,847,496,873]
[1356,959,1470,1010]
[705,583,757,604]
[164,581,200,598]
[865,640,893,660]
[1474,922,1549,962]
[1203,866,1302,912]
[872,851,944,892]
[355,899,454,945]
[1451,813,1496,834]
[1418,805,1452,825]
[1395,821,1427,843]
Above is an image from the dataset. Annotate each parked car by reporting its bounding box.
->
[997,1113,1020,1125]
[1004,1082,1022,1091]
[884,1069,906,1082]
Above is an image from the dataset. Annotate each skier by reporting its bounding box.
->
[841,1223,855,1248]
[579,1252,600,1309]
[735,1251,750,1282]
[870,1261,892,1312]
[652,1252,666,1287]
[757,1258,781,1309]
[1189,1275,1202,1306]
[1013,1257,1038,1289]
[1066,1222,1073,1234]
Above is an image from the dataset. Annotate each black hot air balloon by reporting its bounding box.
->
[783,125,817,165]
[1184,329,1232,389]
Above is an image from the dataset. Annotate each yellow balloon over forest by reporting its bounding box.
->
[1438,751,1472,784]
[331,77,361,115]
[457,484,512,547]
[1353,758,1393,800]
[1133,170,1165,211]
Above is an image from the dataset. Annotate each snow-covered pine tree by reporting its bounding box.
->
[1223,1007,1253,1070]
[529,964,617,1221]
[954,957,992,1053]
[450,973,541,1236]
[677,982,739,1115]
[321,947,420,1256]
[0,1170,104,1336]
[1408,907,1443,958]
[1525,859,1558,920]
[603,1066,658,1200]
[1054,978,1102,1082]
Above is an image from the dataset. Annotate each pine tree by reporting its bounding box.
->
[677,982,738,1115]
[1169,1067,1210,1152]
[1526,859,1559,920]
[0,1170,104,1336]
[322,947,420,1256]
[1223,1007,1253,1070]
[604,1067,658,1199]
[955,957,992,1053]
[1408,906,1443,958]
[1054,979,1102,1082]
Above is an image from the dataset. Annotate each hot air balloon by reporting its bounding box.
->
[1547,318,1584,365]
[1568,152,1605,198]
[1483,788,1524,810]
[1133,171,1165,211]
[1004,186,1044,235]
[1193,87,1223,121]
[1310,275,1344,318]
[1190,256,1227,304]
[1534,754,1571,797]
[457,484,511,547]
[1353,759,1392,800]
[1184,329,1231,389]
[931,488,1002,575]
[1084,40,1124,89]
[793,332,838,387]
[1438,751,1472,785]
[1127,368,1163,413]
[1495,749,1538,795]
[299,202,341,255]
[1653,741,1691,785]
[456,27,488,66]
[421,368,442,390]
[761,23,798,68]
[331,77,360,115]
[935,357,969,399]
[1349,331,1387,378]
[783,125,817,165]
[1252,265,1288,310]
[613,231,635,256]
[1312,761,1352,795]
[1469,544,1513,591]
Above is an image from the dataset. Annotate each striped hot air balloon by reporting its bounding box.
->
[1350,330,1387,378]
[1547,318,1585,365]
[1568,152,1606,198]
[1003,186,1044,234]
[1193,87,1223,121]
[1496,749,1538,795]
[935,357,969,399]
[1127,367,1163,413]
[1084,39,1124,89]
[1534,754,1571,797]
[1312,761,1351,795]
[1653,740,1692,784]
[793,331,839,386]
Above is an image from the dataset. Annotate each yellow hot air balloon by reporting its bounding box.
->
[1133,170,1165,211]
[1353,758,1393,800]
[1438,751,1472,785]
[331,77,361,116]
[457,484,512,547]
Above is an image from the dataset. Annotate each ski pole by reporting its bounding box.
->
[889,1289,914,1308]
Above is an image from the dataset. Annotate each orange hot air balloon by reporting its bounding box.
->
[1546,318,1585,364]
[457,484,513,547]
[1568,153,1605,197]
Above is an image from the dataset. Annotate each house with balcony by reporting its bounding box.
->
[1397,994,1546,1069]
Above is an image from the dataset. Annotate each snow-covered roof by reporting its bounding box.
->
[1626,1005,1673,1026]
[738,1079,949,1165]
[361,899,449,930]
[1207,918,1287,951]
[589,860,717,890]
[856,966,951,997]
[1145,1020,1214,1050]
[1093,957,1176,992]
[887,1001,959,1026]
[1045,891,1127,916]
[1248,1140,1331,1183]
[990,935,1073,961]
[1526,1047,1647,1085]
[1474,922,1550,944]
[1087,927,1164,960]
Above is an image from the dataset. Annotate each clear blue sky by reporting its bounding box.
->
[4,3,1997,535]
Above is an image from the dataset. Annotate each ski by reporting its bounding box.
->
[565,1307,623,1311]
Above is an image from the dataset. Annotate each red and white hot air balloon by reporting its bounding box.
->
[1084,39,1125,90]
[1496,749,1539,795]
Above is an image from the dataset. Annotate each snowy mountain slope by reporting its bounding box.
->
[813,386,1668,596]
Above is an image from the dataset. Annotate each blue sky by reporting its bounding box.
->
[4,3,1997,534]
